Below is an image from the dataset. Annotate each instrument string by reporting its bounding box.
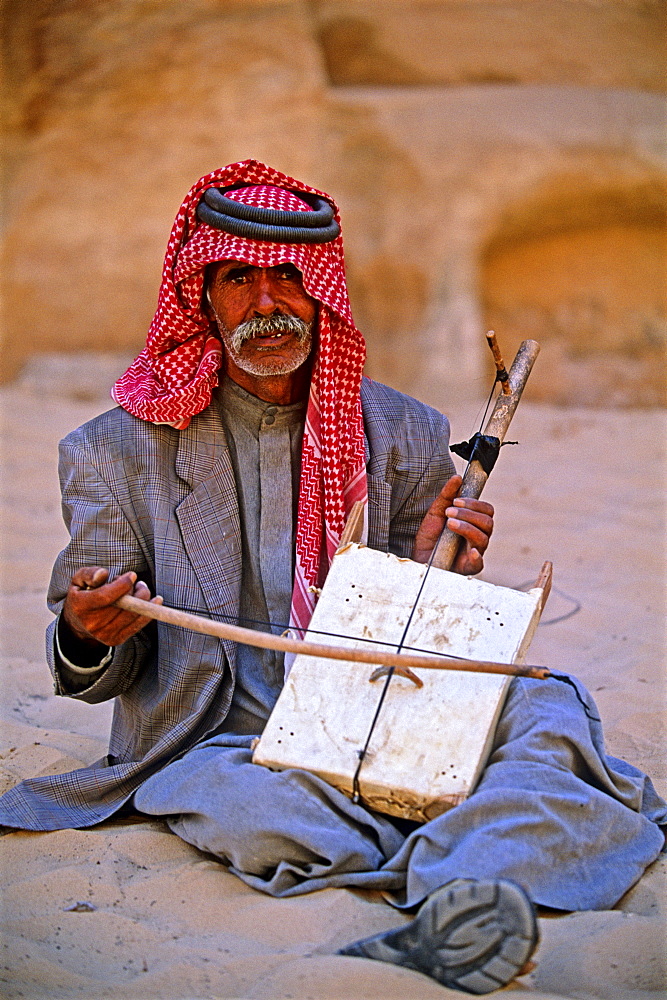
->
[350,376,502,804]
[459,377,498,479]
[350,526,443,801]
[151,605,519,667]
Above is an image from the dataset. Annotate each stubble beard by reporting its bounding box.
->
[216,314,314,377]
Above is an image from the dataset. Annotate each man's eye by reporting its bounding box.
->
[276,267,300,281]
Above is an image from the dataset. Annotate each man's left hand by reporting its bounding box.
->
[412,475,494,575]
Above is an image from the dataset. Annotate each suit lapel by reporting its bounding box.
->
[174,399,242,670]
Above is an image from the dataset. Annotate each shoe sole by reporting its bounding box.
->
[338,877,538,995]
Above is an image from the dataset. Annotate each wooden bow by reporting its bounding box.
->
[115,592,551,680]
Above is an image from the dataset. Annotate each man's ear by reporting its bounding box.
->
[203,284,216,321]
[202,264,216,320]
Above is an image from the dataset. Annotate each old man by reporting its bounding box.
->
[1,161,664,995]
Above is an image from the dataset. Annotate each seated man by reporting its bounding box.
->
[1,160,664,996]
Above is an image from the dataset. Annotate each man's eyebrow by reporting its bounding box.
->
[219,263,253,280]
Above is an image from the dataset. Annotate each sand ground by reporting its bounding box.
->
[0,357,665,999]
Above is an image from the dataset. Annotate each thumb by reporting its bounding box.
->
[437,474,463,510]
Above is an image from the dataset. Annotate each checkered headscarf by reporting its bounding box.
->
[112,160,367,638]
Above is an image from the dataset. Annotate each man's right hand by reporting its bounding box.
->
[63,567,163,648]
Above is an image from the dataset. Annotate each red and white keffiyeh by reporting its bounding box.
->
[112,159,367,639]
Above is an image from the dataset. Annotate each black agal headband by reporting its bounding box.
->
[196,187,341,244]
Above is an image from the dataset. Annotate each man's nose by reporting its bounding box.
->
[250,271,280,316]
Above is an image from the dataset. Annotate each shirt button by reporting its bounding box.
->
[264,414,275,425]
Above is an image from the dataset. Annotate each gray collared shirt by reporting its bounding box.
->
[217,378,305,735]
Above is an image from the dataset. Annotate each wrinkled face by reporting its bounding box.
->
[206,260,317,378]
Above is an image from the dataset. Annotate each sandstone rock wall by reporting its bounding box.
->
[3,0,665,405]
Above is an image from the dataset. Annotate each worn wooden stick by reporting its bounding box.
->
[115,593,551,679]
[432,338,540,571]
[486,331,512,395]
[337,500,365,549]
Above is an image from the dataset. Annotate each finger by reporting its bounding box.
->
[455,546,484,576]
[445,517,492,554]
[71,566,109,590]
[412,476,475,564]
[445,507,494,535]
[73,571,139,607]
[452,497,494,517]
[132,580,153,601]
[85,619,148,646]
[435,475,463,510]
[415,476,464,538]
[76,602,153,645]
[64,572,154,646]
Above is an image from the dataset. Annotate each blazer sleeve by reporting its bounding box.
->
[46,436,155,704]
[362,379,457,558]
[387,413,455,558]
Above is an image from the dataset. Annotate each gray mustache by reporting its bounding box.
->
[230,315,312,352]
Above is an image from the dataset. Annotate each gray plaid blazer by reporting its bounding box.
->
[0,378,454,830]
